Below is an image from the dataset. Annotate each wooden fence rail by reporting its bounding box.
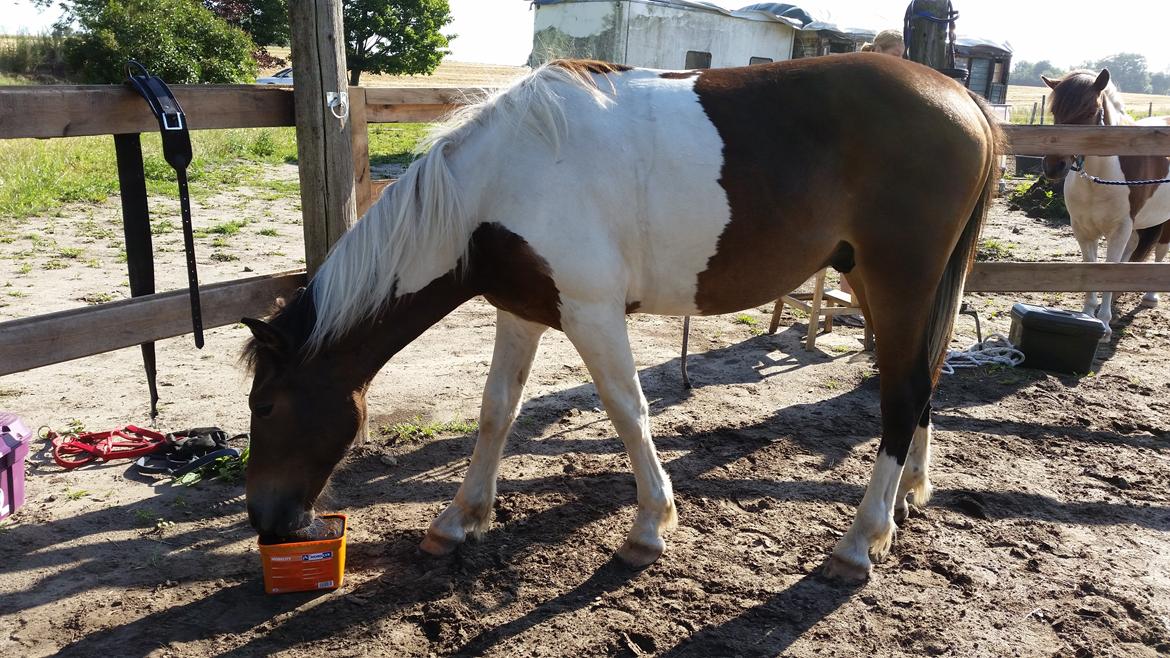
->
[2,83,1170,377]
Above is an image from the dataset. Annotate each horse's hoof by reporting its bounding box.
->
[1098,332,1112,344]
[419,529,461,556]
[893,501,910,525]
[1141,296,1160,309]
[823,553,871,582]
[616,538,664,568]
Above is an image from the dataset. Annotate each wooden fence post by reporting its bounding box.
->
[289,1,367,443]
[289,0,358,277]
[904,0,952,70]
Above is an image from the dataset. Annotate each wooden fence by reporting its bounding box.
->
[1,85,1169,377]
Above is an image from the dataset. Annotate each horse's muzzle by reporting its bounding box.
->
[1042,156,1070,182]
[247,498,314,538]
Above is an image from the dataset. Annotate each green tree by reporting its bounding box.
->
[1010,59,1065,87]
[1087,53,1151,94]
[204,0,289,47]
[343,0,454,86]
[63,0,259,83]
[1151,71,1170,96]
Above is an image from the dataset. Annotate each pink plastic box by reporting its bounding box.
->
[0,412,31,521]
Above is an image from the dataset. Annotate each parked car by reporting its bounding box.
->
[257,67,293,85]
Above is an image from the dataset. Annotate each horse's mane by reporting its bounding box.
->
[1051,70,1131,126]
[244,60,623,362]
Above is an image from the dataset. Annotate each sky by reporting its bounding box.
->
[4,0,1170,73]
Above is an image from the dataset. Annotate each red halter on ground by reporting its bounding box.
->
[50,426,166,469]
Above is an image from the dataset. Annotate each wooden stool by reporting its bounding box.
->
[769,269,873,350]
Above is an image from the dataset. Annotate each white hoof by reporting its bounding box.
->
[1141,293,1160,309]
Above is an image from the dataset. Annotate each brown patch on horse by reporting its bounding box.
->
[659,71,700,79]
[548,59,631,75]
[1119,156,1170,218]
[471,223,563,330]
[688,54,991,314]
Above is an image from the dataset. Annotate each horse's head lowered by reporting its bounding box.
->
[1041,69,1111,181]
[240,289,367,538]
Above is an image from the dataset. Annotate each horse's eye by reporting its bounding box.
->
[254,404,274,418]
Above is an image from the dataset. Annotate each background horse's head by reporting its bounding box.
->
[1041,69,1112,180]
[240,290,367,538]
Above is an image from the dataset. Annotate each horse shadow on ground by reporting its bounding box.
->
[40,428,1170,656]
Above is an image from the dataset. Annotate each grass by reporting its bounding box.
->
[379,417,479,443]
[66,488,90,501]
[207,219,247,235]
[258,228,279,237]
[0,120,431,223]
[369,124,431,167]
[977,238,1016,262]
[0,128,304,220]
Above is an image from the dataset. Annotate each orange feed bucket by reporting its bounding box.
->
[258,514,348,594]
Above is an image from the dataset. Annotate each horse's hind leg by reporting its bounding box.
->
[561,301,677,567]
[826,273,936,581]
[421,310,546,556]
[1141,225,1170,308]
[894,405,933,523]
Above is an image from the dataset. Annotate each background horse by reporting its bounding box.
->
[1042,70,1170,338]
[242,54,1001,581]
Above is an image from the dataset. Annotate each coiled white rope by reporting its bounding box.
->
[941,333,1025,375]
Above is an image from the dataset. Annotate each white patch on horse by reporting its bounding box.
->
[895,422,933,522]
[481,70,732,316]
[306,63,618,351]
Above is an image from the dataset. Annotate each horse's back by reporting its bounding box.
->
[475,56,995,316]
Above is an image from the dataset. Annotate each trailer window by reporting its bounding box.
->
[685,51,712,69]
[749,57,773,65]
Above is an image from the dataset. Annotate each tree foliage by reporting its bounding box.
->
[1010,60,1066,87]
[343,0,454,86]
[204,0,289,47]
[1152,72,1170,96]
[62,0,258,83]
[1086,53,1152,94]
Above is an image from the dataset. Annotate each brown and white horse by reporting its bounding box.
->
[242,55,1001,580]
[1042,70,1170,338]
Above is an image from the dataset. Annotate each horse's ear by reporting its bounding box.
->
[1041,75,1060,90]
[242,317,291,355]
[1093,69,1111,91]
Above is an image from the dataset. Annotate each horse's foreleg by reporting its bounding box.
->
[561,301,677,568]
[1098,223,1133,340]
[1077,236,1101,317]
[420,310,546,556]
[894,404,933,523]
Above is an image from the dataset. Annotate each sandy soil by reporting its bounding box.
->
[2,178,1170,658]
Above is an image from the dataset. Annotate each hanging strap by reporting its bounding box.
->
[124,60,204,348]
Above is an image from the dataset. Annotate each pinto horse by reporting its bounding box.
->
[1042,70,1170,339]
[242,54,1001,580]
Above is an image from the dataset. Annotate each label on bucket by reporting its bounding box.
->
[302,551,333,562]
[316,580,335,589]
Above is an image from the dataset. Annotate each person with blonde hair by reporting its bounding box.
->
[861,29,905,57]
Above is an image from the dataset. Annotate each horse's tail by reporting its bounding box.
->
[1129,221,1170,263]
[926,92,1004,378]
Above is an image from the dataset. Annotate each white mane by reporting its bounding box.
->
[305,63,615,351]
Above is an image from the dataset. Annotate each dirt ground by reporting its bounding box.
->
[3,171,1170,658]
